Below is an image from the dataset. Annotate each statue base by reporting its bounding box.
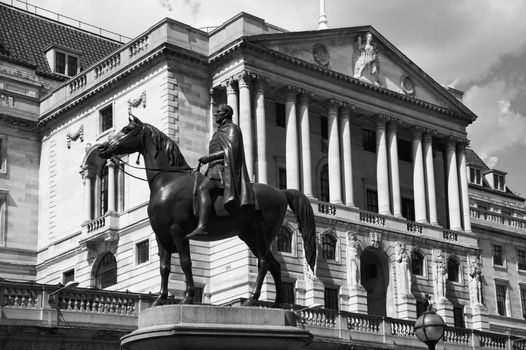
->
[121,304,312,350]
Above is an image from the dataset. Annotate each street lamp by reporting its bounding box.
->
[414,297,446,350]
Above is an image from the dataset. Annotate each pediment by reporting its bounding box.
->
[246,26,472,119]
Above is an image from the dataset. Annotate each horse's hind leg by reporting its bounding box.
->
[173,225,195,304]
[153,241,171,306]
[239,233,267,306]
[266,252,284,308]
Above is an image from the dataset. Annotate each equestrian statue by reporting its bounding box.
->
[98,104,317,307]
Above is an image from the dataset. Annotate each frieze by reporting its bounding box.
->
[0,114,37,130]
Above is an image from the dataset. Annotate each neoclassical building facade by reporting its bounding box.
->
[1,2,526,348]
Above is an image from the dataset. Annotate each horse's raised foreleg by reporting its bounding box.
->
[174,226,195,304]
[153,242,171,306]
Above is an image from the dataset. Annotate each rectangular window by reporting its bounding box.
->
[283,281,295,306]
[401,197,415,222]
[55,52,66,74]
[320,116,328,140]
[495,283,507,316]
[366,189,378,213]
[275,103,286,128]
[416,298,429,317]
[278,167,287,190]
[324,287,339,310]
[518,249,526,270]
[453,306,465,328]
[136,240,149,265]
[492,244,503,266]
[0,135,6,175]
[494,174,505,191]
[100,105,113,132]
[0,191,7,245]
[194,286,203,303]
[362,129,376,152]
[470,168,481,185]
[67,55,78,77]
[398,139,412,163]
[521,287,526,319]
[63,269,75,284]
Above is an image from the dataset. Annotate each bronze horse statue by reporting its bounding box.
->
[98,115,317,307]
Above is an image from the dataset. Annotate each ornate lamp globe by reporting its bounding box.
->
[414,303,446,350]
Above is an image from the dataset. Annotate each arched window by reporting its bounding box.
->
[97,163,109,217]
[320,164,329,202]
[277,226,292,253]
[447,257,460,282]
[411,250,425,276]
[321,233,337,260]
[95,252,117,289]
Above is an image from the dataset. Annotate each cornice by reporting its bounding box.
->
[0,113,37,131]
[210,40,475,124]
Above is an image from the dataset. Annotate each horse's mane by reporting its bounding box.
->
[143,123,191,171]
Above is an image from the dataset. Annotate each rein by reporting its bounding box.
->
[110,157,194,183]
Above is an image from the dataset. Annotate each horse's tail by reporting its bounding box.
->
[283,189,316,273]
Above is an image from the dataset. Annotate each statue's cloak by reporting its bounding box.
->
[215,120,255,211]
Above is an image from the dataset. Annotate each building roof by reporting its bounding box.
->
[466,147,490,171]
[0,3,122,80]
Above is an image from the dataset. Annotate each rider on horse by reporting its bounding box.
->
[186,104,255,239]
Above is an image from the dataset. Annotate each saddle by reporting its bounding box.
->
[192,171,259,218]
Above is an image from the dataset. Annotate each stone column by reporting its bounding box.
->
[446,138,462,230]
[107,160,116,213]
[327,99,343,204]
[299,91,313,197]
[412,127,427,223]
[285,86,300,190]
[387,120,401,217]
[225,78,239,125]
[238,72,254,179]
[423,131,438,225]
[340,104,355,207]
[81,166,94,222]
[457,142,471,232]
[208,88,217,141]
[376,116,391,215]
[117,157,126,212]
[254,77,269,184]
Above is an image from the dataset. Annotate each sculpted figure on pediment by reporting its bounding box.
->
[395,242,412,297]
[353,32,382,87]
[468,255,484,306]
[432,249,448,302]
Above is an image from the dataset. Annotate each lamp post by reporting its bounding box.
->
[414,297,446,350]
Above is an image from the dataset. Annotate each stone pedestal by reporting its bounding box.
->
[346,286,368,313]
[396,294,416,320]
[121,305,312,350]
[435,299,454,326]
[466,304,489,330]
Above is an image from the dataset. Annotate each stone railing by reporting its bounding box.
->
[443,229,459,242]
[318,202,337,216]
[407,221,423,234]
[471,207,526,231]
[94,53,121,78]
[2,288,524,349]
[80,211,120,248]
[359,210,386,226]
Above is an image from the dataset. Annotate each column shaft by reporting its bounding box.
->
[423,132,438,224]
[457,143,471,232]
[255,79,268,184]
[225,79,239,125]
[299,93,313,197]
[83,174,93,221]
[412,128,426,222]
[208,88,216,141]
[387,122,401,217]
[107,161,116,213]
[285,87,300,190]
[376,117,390,214]
[238,73,253,179]
[340,105,355,206]
[446,140,462,230]
[327,100,342,204]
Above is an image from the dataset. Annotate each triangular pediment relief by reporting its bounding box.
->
[246,27,472,118]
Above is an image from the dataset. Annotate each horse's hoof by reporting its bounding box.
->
[243,298,257,307]
[152,295,167,307]
[181,295,194,304]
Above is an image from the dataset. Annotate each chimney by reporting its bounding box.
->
[318,0,328,29]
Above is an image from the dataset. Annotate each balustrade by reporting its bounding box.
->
[298,308,337,328]
[479,331,507,349]
[58,290,137,315]
[359,211,385,226]
[318,202,336,215]
[471,207,526,230]
[443,229,458,242]
[347,313,382,333]
[129,34,149,57]
[406,221,423,234]
[95,53,121,78]
[69,75,87,94]
[390,318,414,337]
[443,327,471,345]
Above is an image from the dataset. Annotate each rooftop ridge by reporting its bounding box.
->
[0,0,131,43]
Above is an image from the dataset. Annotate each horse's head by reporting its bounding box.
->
[98,114,144,159]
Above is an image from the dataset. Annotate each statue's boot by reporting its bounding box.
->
[187,190,211,239]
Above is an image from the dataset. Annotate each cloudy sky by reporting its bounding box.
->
[30,0,526,196]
